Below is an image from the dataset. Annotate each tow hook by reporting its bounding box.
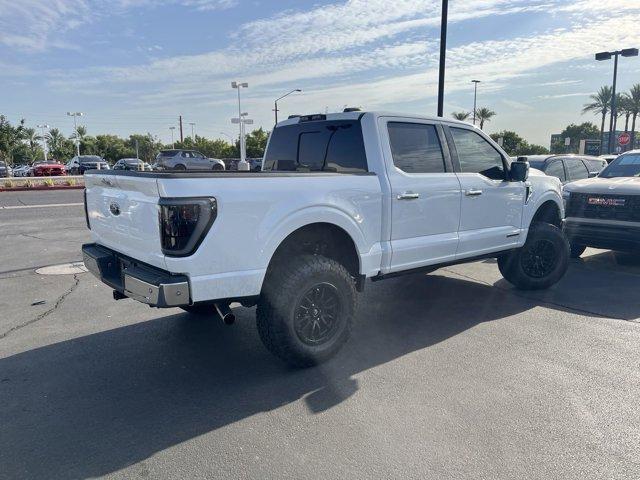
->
[215,303,235,325]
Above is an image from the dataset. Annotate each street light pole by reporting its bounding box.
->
[472,80,481,125]
[437,0,448,117]
[274,89,302,125]
[596,48,638,154]
[66,112,84,156]
[36,124,50,162]
[189,122,196,140]
[169,126,176,148]
[232,81,250,171]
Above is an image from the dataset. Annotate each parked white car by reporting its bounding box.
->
[83,111,568,366]
[12,165,30,177]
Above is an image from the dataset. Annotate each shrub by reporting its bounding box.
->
[43,178,54,187]
[24,179,34,188]
[3,179,14,188]
[65,178,77,186]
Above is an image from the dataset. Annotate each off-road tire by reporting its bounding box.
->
[256,254,356,368]
[569,244,587,259]
[498,222,569,290]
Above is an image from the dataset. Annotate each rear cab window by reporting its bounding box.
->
[263,119,368,173]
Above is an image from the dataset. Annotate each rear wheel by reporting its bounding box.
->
[174,164,187,171]
[257,254,356,368]
[212,163,224,171]
[498,222,569,290]
[569,244,587,259]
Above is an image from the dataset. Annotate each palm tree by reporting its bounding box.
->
[619,94,632,132]
[23,127,42,161]
[46,128,64,153]
[452,111,471,121]
[582,86,612,148]
[71,125,87,141]
[627,84,640,149]
[474,107,496,130]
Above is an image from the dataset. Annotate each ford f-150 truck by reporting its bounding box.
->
[83,111,569,367]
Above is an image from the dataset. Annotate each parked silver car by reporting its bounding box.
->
[0,161,13,177]
[155,150,225,171]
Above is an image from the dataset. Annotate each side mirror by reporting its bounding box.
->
[588,171,598,178]
[510,160,529,182]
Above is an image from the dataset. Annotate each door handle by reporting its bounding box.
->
[397,192,420,200]
[465,189,483,197]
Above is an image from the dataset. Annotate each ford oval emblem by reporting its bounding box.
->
[109,202,121,216]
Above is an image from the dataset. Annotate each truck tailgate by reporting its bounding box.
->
[85,174,166,269]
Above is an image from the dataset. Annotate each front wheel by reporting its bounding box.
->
[257,254,356,368]
[498,222,569,290]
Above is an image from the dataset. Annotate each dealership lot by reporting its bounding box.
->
[2,190,640,479]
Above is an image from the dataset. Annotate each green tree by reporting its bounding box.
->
[550,122,600,154]
[245,128,269,158]
[452,111,471,121]
[127,133,163,163]
[0,116,26,167]
[619,94,633,132]
[46,128,75,161]
[582,85,612,146]
[23,127,44,162]
[490,130,549,156]
[475,107,496,130]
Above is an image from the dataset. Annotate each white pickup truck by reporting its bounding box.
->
[83,111,569,367]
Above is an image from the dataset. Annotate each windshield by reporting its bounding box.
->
[79,156,102,162]
[599,153,640,178]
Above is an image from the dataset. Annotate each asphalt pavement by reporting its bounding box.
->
[1,190,640,480]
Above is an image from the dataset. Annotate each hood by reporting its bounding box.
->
[564,176,640,196]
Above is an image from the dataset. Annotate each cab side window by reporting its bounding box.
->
[450,128,505,180]
[387,122,446,173]
[565,158,589,181]
[545,160,566,182]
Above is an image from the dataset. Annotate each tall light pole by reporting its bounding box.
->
[36,124,50,162]
[189,122,196,140]
[169,126,176,148]
[436,0,448,117]
[274,89,302,125]
[471,80,481,125]
[66,112,84,156]
[231,81,250,171]
[595,48,638,153]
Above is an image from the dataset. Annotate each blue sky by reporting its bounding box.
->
[1,0,640,147]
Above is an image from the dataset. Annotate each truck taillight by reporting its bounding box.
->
[159,197,217,257]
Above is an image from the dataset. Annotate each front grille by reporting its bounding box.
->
[566,192,640,222]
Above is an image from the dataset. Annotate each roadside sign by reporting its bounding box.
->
[579,139,601,156]
[618,132,631,146]
[564,137,571,146]
[616,146,622,153]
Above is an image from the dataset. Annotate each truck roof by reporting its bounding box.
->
[276,111,475,129]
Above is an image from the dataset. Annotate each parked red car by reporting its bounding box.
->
[29,160,66,177]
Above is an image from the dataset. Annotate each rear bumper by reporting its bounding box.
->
[82,243,191,307]
[564,218,640,251]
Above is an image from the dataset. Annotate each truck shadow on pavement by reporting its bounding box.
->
[0,271,637,479]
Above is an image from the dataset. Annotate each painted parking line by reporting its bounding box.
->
[0,203,84,210]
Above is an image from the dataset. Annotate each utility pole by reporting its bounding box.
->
[231,81,250,171]
[36,124,50,162]
[66,112,84,156]
[472,80,481,125]
[169,126,176,148]
[437,0,448,117]
[179,115,184,143]
[189,122,196,140]
[135,139,139,159]
[274,89,302,125]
